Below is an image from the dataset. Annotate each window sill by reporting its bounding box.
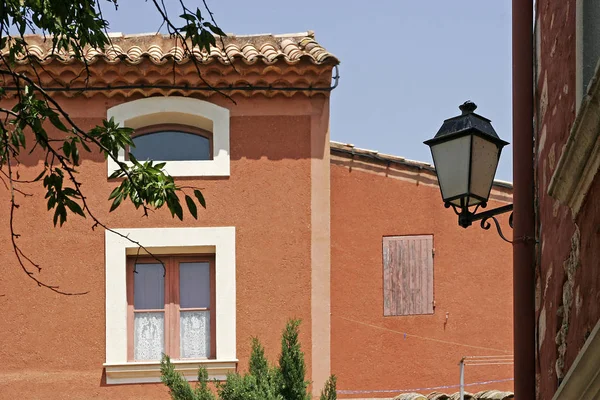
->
[108,159,230,178]
[103,359,237,384]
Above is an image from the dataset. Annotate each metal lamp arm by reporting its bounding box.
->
[458,204,514,243]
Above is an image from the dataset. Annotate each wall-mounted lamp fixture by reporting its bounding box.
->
[424,101,513,243]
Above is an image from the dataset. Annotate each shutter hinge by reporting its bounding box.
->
[432,248,435,257]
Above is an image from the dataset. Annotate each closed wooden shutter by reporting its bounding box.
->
[383,235,434,316]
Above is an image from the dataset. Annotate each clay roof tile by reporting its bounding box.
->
[2,32,339,67]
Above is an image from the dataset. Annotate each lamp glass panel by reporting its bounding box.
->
[430,135,472,203]
[469,135,501,202]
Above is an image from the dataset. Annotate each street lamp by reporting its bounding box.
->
[424,101,513,242]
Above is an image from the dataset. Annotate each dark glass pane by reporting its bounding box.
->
[180,262,210,309]
[584,1,600,92]
[134,263,164,310]
[131,131,211,161]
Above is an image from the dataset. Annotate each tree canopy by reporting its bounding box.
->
[0,0,225,293]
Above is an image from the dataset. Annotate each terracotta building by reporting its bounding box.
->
[0,32,513,399]
[532,1,600,399]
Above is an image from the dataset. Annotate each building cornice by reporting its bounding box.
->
[330,141,514,192]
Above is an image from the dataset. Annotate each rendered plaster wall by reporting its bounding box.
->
[329,157,514,398]
[534,1,600,399]
[0,92,329,399]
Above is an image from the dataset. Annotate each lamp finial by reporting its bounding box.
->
[459,101,477,115]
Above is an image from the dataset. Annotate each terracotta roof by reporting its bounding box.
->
[4,31,339,66]
[330,141,514,190]
[393,390,514,400]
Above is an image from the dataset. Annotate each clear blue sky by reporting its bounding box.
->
[102,0,513,181]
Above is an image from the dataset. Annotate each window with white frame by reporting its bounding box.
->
[104,227,236,385]
[106,97,230,177]
[128,255,215,361]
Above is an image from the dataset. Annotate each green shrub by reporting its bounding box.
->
[279,319,310,400]
[160,319,335,400]
[319,375,337,400]
[160,355,216,400]
[218,338,282,400]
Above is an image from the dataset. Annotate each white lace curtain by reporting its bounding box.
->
[180,311,210,358]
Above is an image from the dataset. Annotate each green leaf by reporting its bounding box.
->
[18,129,26,147]
[194,189,206,209]
[80,140,91,153]
[128,152,140,166]
[180,13,196,21]
[108,186,121,200]
[109,194,123,212]
[185,195,198,219]
[71,141,80,165]
[108,169,123,180]
[62,141,71,158]
[204,22,226,37]
[49,114,68,132]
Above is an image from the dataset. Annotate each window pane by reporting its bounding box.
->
[583,0,600,92]
[179,262,210,309]
[134,312,165,360]
[180,310,210,358]
[131,131,211,161]
[134,263,164,310]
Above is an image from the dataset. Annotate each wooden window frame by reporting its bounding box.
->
[125,123,214,161]
[127,255,216,362]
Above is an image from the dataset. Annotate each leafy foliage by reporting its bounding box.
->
[161,320,337,400]
[0,0,225,293]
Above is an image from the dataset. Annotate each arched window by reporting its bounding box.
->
[107,97,230,177]
[128,124,213,162]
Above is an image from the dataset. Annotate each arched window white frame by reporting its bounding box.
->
[107,97,230,177]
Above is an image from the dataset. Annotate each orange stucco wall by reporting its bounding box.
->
[330,155,514,398]
[0,59,515,398]
[0,93,326,399]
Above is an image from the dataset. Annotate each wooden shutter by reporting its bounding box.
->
[383,235,434,316]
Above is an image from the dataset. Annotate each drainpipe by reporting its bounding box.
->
[459,358,465,400]
[512,1,536,399]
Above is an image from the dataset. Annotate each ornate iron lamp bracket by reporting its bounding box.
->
[448,203,514,243]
